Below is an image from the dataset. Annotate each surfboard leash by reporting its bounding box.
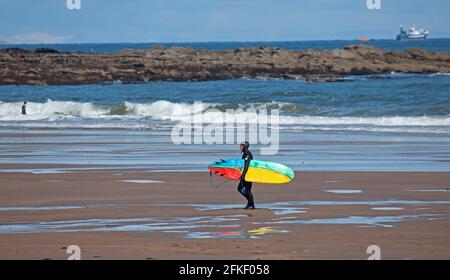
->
[209,171,233,188]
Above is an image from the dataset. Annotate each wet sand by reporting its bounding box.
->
[0,167,449,259]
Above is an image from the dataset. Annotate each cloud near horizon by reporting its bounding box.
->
[0,33,74,44]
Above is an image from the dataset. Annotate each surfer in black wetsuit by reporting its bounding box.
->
[237,141,255,210]
[21,101,27,115]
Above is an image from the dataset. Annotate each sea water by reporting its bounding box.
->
[0,40,449,171]
[2,38,450,53]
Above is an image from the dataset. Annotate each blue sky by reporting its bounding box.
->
[0,0,449,43]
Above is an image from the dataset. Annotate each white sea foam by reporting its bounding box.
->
[0,100,107,120]
[1,100,449,132]
[429,72,450,77]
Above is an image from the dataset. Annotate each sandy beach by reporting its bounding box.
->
[0,167,449,260]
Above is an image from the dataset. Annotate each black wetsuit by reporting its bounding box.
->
[21,104,26,115]
[237,149,255,209]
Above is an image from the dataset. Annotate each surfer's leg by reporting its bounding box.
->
[245,182,255,209]
[237,179,246,196]
[238,180,252,208]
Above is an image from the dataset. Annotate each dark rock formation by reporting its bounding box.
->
[0,45,449,85]
[34,48,60,54]
[0,47,31,54]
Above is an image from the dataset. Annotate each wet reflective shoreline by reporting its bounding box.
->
[1,199,449,237]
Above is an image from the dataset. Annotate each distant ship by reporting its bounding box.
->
[396,24,429,40]
[358,37,370,42]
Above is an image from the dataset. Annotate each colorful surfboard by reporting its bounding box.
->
[208,159,295,184]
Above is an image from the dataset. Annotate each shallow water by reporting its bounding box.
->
[371,207,404,211]
[120,180,163,184]
[1,200,449,236]
[190,199,450,212]
[0,214,248,234]
[1,199,448,214]
[264,214,450,228]
[324,190,363,194]
[185,227,290,239]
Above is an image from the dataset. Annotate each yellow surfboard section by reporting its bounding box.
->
[244,167,292,184]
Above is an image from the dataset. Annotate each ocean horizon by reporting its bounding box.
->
[2,38,450,53]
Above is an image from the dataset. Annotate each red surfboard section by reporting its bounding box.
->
[208,167,242,181]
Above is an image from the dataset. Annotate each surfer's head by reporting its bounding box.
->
[240,141,250,153]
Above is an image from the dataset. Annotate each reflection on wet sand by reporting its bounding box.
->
[1,199,450,238]
[185,227,290,239]
[263,213,450,228]
[324,189,363,194]
[120,180,164,184]
[0,214,247,235]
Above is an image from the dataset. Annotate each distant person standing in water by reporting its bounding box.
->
[237,141,255,210]
[21,101,27,115]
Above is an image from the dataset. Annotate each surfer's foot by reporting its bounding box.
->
[244,205,255,210]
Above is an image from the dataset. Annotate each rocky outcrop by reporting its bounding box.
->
[34,48,60,54]
[0,45,449,85]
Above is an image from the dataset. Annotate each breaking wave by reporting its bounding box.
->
[0,100,449,132]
